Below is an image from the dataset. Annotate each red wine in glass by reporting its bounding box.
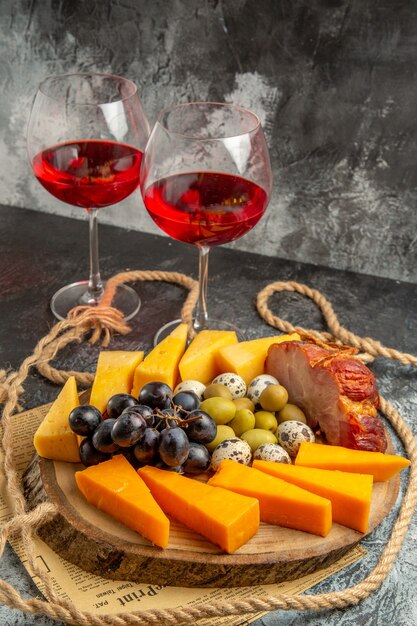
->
[140,102,272,343]
[27,73,150,321]
[144,171,268,247]
[32,140,143,209]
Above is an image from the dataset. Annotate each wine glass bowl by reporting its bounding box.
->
[140,102,272,339]
[27,73,150,320]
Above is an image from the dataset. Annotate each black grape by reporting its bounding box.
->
[127,404,155,427]
[69,405,102,436]
[182,442,211,474]
[138,382,173,409]
[172,391,200,417]
[111,409,146,447]
[79,438,111,466]
[154,408,178,430]
[133,428,160,464]
[112,446,140,468]
[158,427,190,467]
[92,418,119,453]
[106,393,139,419]
[154,460,185,473]
[182,410,216,444]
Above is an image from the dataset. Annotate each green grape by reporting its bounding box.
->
[241,428,278,452]
[233,397,255,412]
[205,424,236,452]
[259,384,289,412]
[200,397,236,425]
[277,403,307,424]
[229,409,256,437]
[254,410,278,432]
[203,384,233,400]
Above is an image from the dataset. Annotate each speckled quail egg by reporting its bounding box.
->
[253,443,292,464]
[210,437,252,470]
[211,373,247,399]
[247,374,279,404]
[174,380,206,400]
[276,420,315,458]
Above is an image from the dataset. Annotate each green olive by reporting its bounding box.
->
[254,410,278,432]
[277,403,307,424]
[259,384,289,412]
[200,397,236,425]
[205,425,236,452]
[233,397,255,412]
[203,383,233,400]
[241,428,278,452]
[229,409,256,437]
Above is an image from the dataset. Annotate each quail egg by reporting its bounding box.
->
[210,437,252,470]
[253,443,292,464]
[212,373,247,399]
[276,420,315,458]
[247,374,279,404]
[174,380,206,400]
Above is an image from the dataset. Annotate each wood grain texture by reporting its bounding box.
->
[23,454,399,587]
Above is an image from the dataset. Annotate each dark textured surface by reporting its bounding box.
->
[1,0,417,281]
[0,204,416,625]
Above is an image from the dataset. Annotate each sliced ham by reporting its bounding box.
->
[265,340,387,453]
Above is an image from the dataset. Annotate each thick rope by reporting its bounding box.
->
[0,274,416,625]
[35,270,199,385]
[256,281,417,366]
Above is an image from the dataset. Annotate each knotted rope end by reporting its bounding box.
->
[67,305,131,347]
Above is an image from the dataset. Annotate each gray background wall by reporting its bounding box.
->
[1,0,417,282]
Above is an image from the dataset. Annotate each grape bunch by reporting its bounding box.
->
[68,382,217,474]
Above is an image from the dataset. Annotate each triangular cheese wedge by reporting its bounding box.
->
[208,459,332,537]
[253,459,373,533]
[76,455,169,548]
[131,323,188,396]
[178,329,238,384]
[138,464,259,553]
[295,442,411,482]
[33,376,80,462]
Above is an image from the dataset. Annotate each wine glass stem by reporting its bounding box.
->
[87,208,104,305]
[194,245,210,332]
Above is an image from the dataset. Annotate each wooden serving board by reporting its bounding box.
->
[23,454,400,588]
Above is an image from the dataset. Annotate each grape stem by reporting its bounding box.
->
[153,405,202,428]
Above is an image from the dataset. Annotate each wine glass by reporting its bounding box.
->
[140,101,272,341]
[27,73,150,321]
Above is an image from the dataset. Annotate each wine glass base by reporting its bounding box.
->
[50,280,141,322]
[153,318,244,346]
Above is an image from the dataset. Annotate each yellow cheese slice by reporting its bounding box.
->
[216,333,300,386]
[295,441,411,482]
[253,459,373,533]
[131,323,188,396]
[178,330,238,384]
[138,464,259,553]
[89,350,144,413]
[33,375,81,462]
[208,459,332,537]
[76,455,170,548]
